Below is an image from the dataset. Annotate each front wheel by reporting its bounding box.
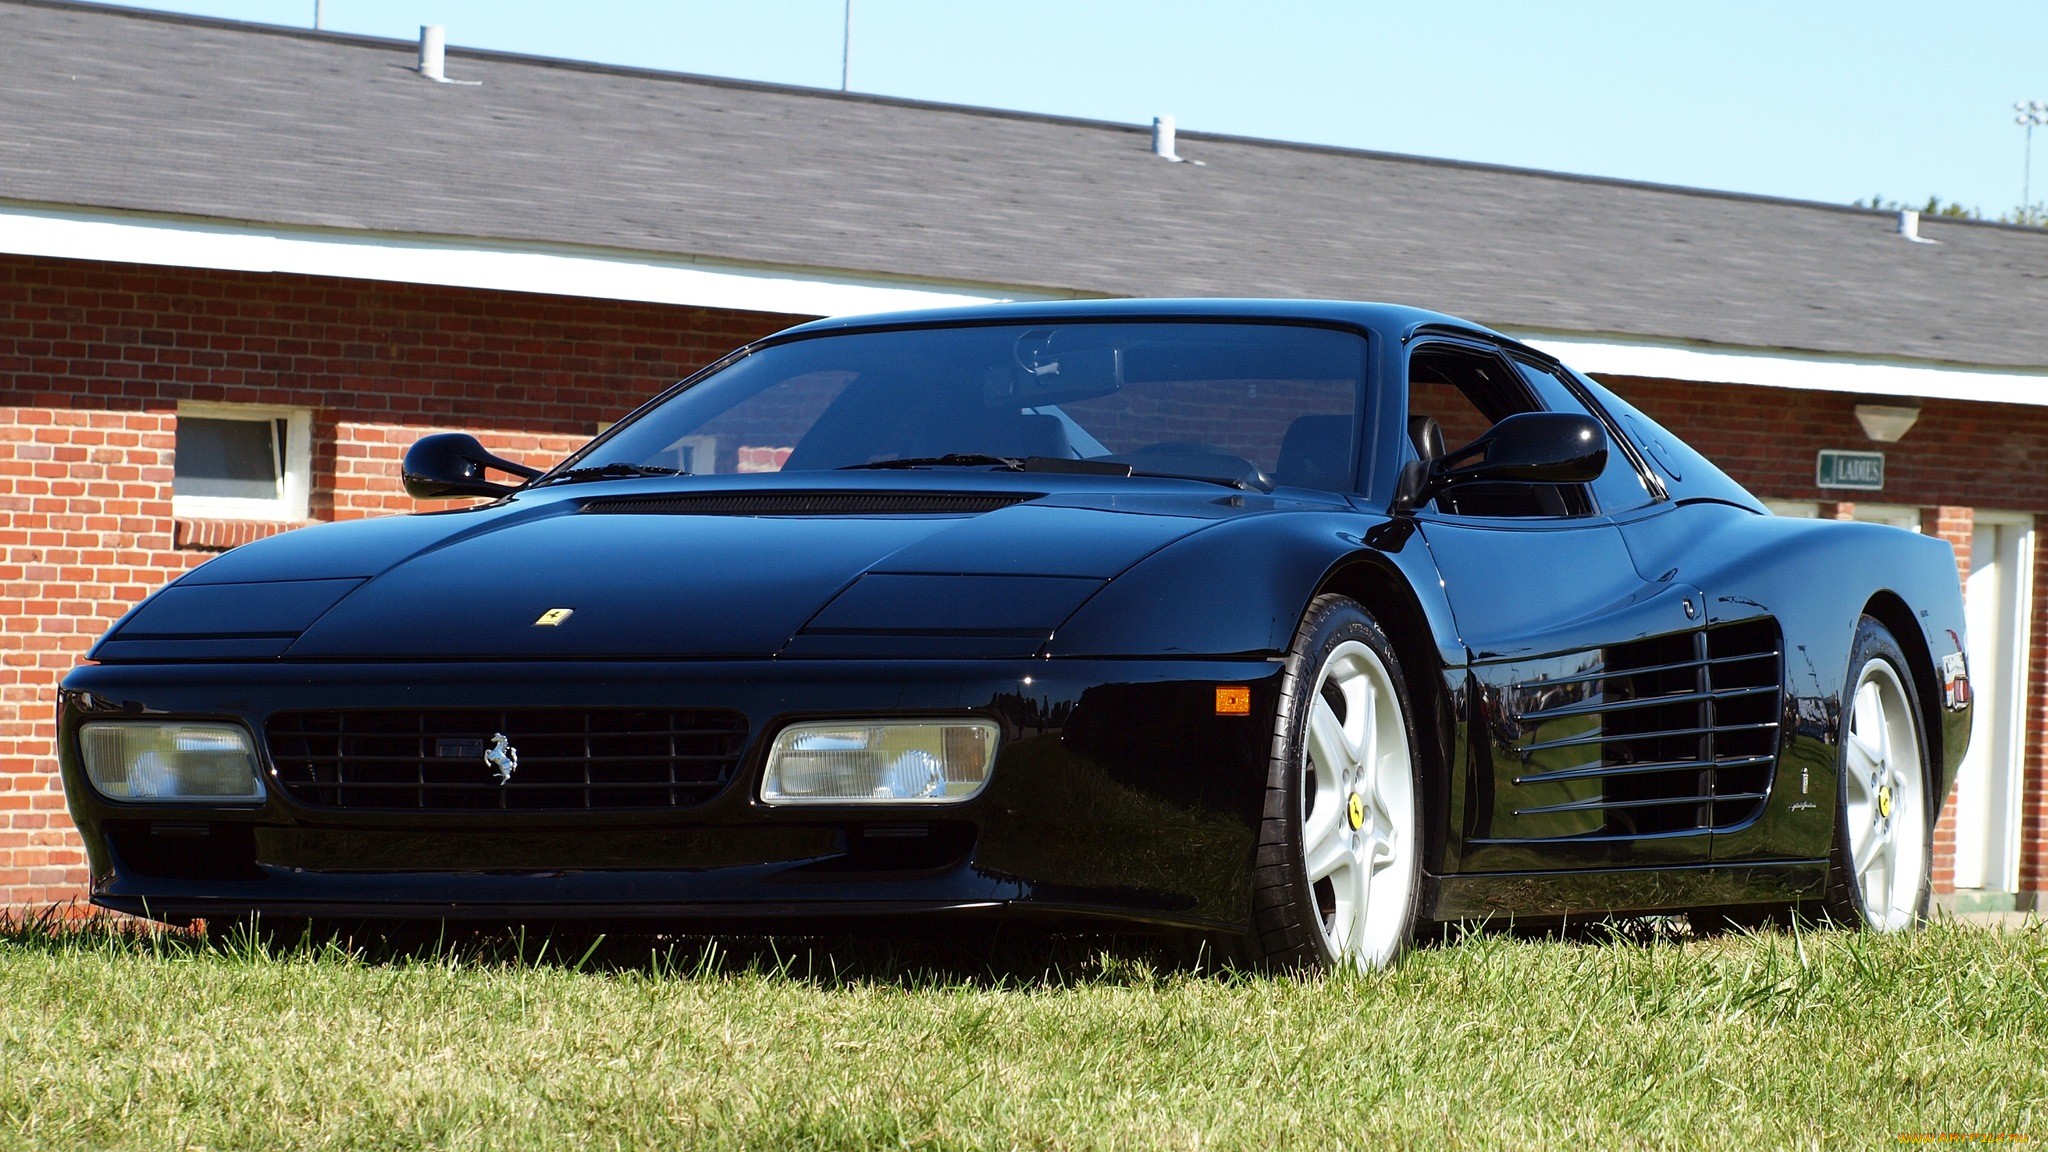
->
[1823,616,1932,931]
[1249,594,1423,971]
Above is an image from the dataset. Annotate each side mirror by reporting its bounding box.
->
[401,433,543,500]
[1395,412,1607,513]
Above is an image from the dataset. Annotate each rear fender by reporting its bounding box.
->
[1664,509,1970,861]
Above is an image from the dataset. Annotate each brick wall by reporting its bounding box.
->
[0,253,792,907]
[1602,377,2048,901]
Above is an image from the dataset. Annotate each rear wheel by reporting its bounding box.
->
[1249,594,1422,971]
[1823,616,1931,931]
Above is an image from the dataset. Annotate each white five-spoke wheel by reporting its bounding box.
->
[1300,639,1417,968]
[1827,617,1931,932]
[1842,657,1928,930]
[1249,595,1422,972]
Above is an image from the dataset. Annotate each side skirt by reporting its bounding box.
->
[1422,860,1828,922]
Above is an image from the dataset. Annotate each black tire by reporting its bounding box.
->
[1244,594,1424,971]
[1821,615,1933,930]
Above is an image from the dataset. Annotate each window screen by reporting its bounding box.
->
[174,417,284,501]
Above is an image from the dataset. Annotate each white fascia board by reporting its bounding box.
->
[0,201,1065,318]
[9,201,2046,408]
[1513,332,2048,409]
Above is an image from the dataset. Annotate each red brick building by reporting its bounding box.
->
[4,0,2046,912]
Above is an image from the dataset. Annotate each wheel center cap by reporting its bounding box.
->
[1878,786,1893,820]
[1347,792,1365,831]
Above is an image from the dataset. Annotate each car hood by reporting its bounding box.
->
[101,481,1302,661]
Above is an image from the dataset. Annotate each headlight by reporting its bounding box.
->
[760,719,998,805]
[78,722,266,803]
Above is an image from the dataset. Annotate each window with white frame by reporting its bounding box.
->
[172,403,312,521]
[1759,500,1922,532]
[1761,499,1820,518]
[1852,503,1923,533]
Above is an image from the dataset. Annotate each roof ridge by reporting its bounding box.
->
[7,0,404,50]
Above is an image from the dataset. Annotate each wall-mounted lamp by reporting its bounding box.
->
[1854,402,1922,443]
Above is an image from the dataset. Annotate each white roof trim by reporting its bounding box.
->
[1514,332,2048,409]
[0,201,1061,318]
[5,201,2043,407]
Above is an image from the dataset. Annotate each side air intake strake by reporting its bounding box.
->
[1489,617,1784,840]
[579,492,1038,516]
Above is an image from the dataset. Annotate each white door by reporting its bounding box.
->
[1953,512,2034,893]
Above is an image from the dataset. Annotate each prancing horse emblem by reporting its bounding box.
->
[485,733,519,785]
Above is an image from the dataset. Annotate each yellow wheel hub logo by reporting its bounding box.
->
[1347,792,1365,831]
[1878,786,1893,820]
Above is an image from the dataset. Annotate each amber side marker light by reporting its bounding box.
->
[1215,686,1251,716]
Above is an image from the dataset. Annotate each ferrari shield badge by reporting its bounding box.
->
[534,608,574,627]
[485,732,519,785]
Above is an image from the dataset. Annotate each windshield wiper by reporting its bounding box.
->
[1022,457,1134,477]
[534,462,687,487]
[838,453,1258,489]
[1123,468,1266,492]
[839,454,1024,471]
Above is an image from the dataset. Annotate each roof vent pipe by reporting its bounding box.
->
[413,26,479,85]
[1897,208,1936,244]
[418,25,446,81]
[1151,115,1183,162]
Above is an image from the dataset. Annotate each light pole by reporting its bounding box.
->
[841,0,852,91]
[2016,100,2048,222]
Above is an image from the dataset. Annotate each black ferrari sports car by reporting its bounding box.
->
[59,300,1971,969]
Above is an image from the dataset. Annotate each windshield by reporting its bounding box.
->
[569,321,1369,491]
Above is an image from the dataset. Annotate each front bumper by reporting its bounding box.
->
[59,657,1281,932]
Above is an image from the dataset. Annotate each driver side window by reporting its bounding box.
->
[1406,344,1593,518]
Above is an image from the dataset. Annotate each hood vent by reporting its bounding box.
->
[579,491,1039,516]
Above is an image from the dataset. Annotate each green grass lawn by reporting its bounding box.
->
[0,917,2042,1151]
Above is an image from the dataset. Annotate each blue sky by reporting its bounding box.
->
[105,1,2048,218]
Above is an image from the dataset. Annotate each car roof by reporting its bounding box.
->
[772,298,1509,347]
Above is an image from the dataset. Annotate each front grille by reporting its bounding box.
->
[266,709,750,811]
[580,491,1037,516]
[1505,618,1784,836]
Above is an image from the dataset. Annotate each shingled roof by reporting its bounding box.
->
[6,0,2047,369]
